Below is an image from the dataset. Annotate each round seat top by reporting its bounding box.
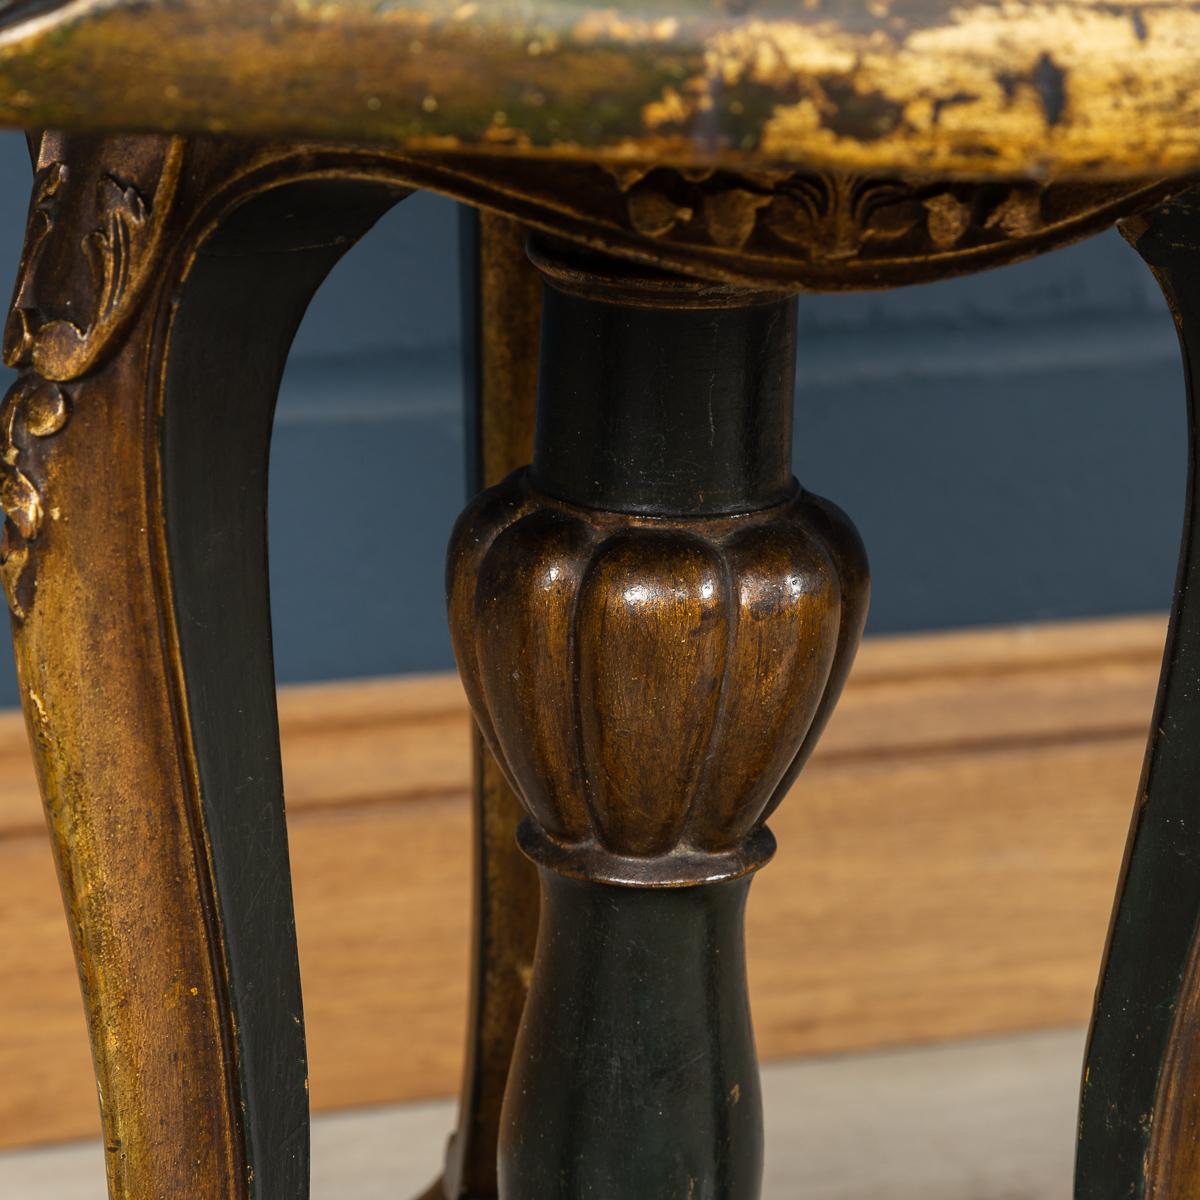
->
[0,0,1197,180]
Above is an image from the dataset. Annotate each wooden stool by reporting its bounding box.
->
[0,4,1198,1197]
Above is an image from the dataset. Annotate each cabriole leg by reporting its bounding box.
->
[447,241,868,1198]
[1077,187,1200,1200]
[4,132,404,1198]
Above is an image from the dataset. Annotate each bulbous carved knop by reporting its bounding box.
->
[447,469,868,881]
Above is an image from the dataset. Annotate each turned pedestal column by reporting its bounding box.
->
[447,242,868,1198]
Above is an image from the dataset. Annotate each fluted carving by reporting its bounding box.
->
[447,468,868,885]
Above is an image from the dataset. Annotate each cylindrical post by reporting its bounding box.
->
[531,248,796,517]
[447,239,869,1199]
[503,872,760,1197]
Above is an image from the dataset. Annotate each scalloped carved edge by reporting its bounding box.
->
[609,166,1051,258]
[145,140,1181,292]
[0,132,1177,621]
[377,150,1182,289]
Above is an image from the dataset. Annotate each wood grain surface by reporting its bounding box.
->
[0,614,1165,1150]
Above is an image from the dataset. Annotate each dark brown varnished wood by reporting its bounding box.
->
[450,472,865,885]
[1077,186,1200,1200]
[446,245,868,1196]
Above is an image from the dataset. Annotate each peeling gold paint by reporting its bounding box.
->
[26,684,48,727]
[643,85,689,130]
[0,0,1193,177]
[573,10,681,44]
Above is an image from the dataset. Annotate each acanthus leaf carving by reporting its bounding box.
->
[984,186,1044,238]
[0,135,184,618]
[923,192,974,249]
[701,187,772,249]
[0,374,68,619]
[626,187,692,237]
[594,162,1109,272]
[10,137,185,384]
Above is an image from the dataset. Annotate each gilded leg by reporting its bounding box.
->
[4,131,405,1198]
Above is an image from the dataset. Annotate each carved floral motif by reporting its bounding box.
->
[0,376,68,618]
[7,137,184,383]
[0,136,184,617]
[607,164,1064,264]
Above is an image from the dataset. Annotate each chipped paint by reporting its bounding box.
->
[0,0,1193,177]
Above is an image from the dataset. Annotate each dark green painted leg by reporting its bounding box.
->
[1077,186,1200,1200]
[501,872,761,1197]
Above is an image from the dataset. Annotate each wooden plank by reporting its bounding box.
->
[0,614,1166,1149]
[760,736,1144,1055]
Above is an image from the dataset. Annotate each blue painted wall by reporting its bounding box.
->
[0,133,1184,705]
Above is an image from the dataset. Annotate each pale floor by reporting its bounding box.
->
[0,1027,1085,1198]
